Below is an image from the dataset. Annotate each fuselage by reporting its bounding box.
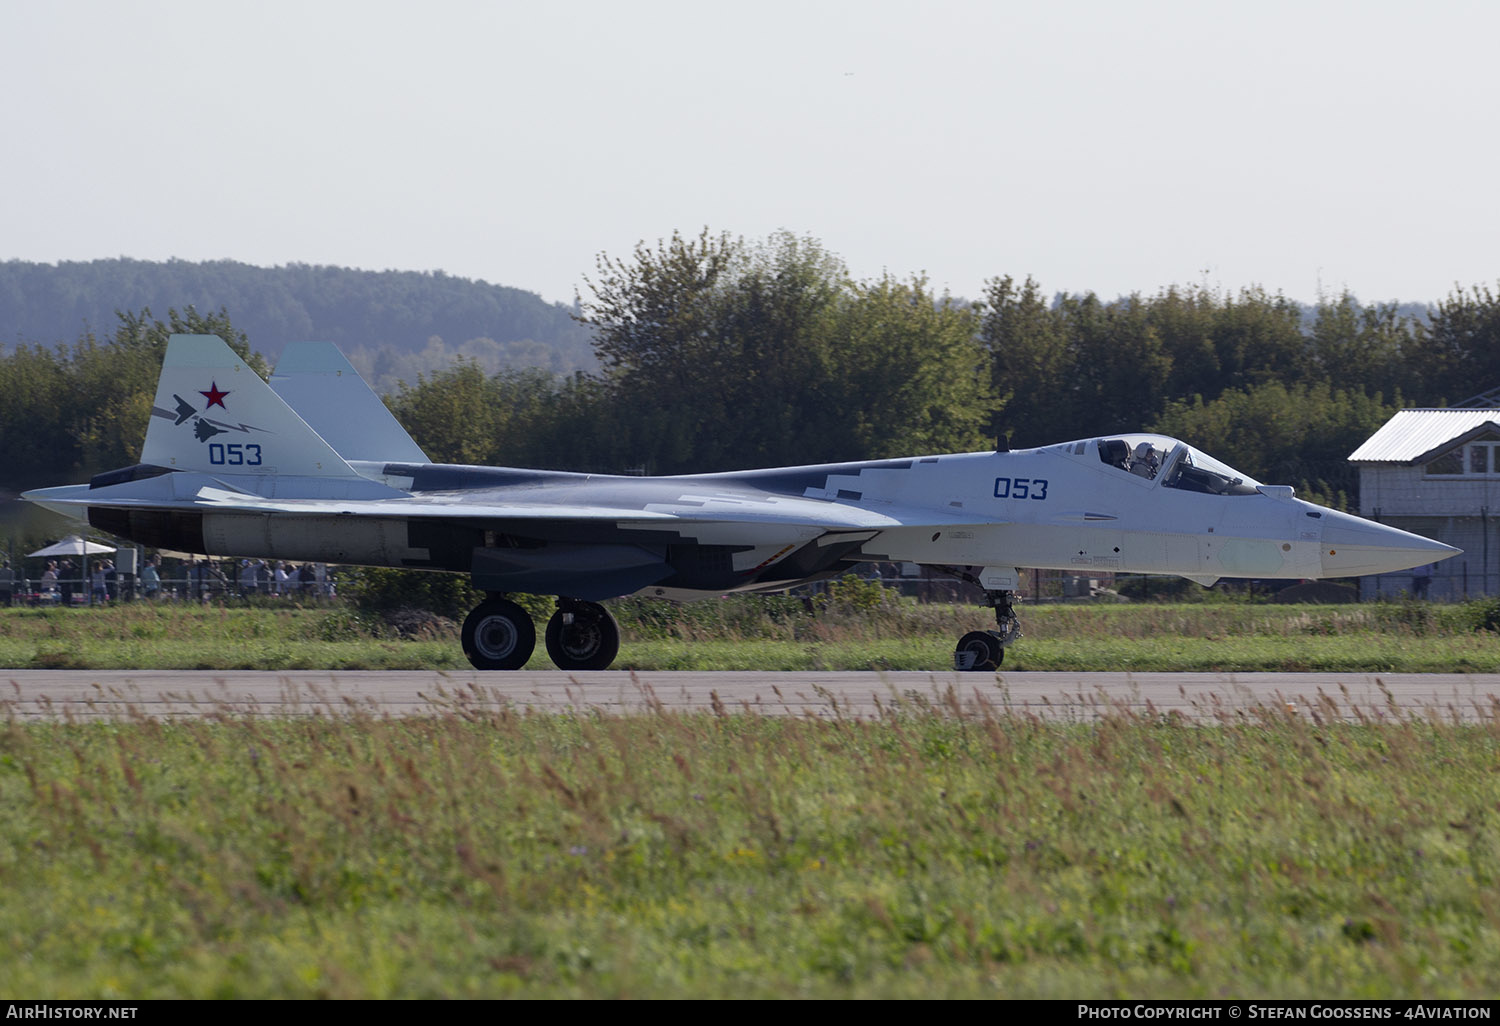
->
[60,432,1452,600]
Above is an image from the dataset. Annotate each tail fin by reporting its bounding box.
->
[141,334,360,477]
[270,342,429,464]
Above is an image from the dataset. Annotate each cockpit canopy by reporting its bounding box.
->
[1057,434,1262,496]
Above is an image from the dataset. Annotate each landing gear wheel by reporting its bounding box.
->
[935,569,1022,672]
[955,630,1003,672]
[462,598,536,670]
[545,601,620,671]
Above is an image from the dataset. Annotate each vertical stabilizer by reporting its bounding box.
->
[270,342,429,463]
[140,335,360,477]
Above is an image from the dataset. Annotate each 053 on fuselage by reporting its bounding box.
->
[24,335,1459,672]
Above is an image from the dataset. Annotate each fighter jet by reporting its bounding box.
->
[24,334,1460,672]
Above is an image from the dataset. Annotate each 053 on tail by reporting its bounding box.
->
[24,334,1461,672]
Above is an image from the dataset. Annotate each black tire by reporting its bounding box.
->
[545,602,620,671]
[954,630,1003,672]
[462,599,536,670]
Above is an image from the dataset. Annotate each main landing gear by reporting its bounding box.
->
[544,599,621,671]
[945,570,1022,672]
[461,597,535,670]
[461,596,621,671]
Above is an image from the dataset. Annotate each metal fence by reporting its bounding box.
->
[0,556,338,607]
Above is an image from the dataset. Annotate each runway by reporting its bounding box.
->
[4,669,1500,722]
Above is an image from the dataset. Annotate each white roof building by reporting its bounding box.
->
[1348,407,1500,599]
[1349,409,1500,466]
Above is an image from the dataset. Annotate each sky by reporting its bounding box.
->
[4,0,1498,307]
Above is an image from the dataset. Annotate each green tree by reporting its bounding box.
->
[111,305,263,375]
[979,274,1067,448]
[1424,283,1500,402]
[1307,292,1418,400]
[0,344,72,488]
[581,228,745,396]
[1055,292,1174,436]
[0,306,260,486]
[1146,285,1222,401]
[578,230,992,471]
[578,228,759,471]
[709,233,847,467]
[1206,287,1309,390]
[824,274,991,458]
[388,361,506,465]
[78,307,261,475]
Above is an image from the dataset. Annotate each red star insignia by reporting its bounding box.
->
[200,382,230,409]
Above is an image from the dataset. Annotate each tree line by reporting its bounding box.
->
[5,231,1500,520]
[0,258,598,392]
[390,230,1500,509]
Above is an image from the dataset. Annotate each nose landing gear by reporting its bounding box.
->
[943,567,1023,672]
[955,629,1004,671]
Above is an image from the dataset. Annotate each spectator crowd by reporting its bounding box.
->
[0,555,335,606]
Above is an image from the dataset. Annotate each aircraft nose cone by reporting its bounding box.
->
[1318,510,1461,577]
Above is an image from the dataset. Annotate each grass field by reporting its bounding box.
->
[4,597,1500,997]
[1,695,1498,997]
[3,595,1500,672]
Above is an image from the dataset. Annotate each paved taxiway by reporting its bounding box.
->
[3,669,1499,722]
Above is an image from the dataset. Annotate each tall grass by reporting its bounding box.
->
[2,692,1498,997]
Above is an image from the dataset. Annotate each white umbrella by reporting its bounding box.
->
[27,535,117,605]
[27,535,116,558]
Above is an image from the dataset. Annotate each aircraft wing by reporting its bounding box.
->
[27,476,940,530]
[25,471,948,601]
